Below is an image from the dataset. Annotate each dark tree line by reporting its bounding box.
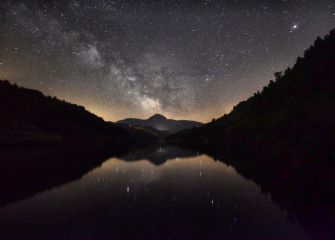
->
[169,29,335,163]
[0,80,158,146]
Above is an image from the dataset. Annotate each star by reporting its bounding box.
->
[291,23,299,31]
[290,23,299,33]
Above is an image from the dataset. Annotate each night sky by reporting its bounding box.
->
[0,0,334,122]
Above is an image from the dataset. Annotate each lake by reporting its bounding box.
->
[0,145,313,239]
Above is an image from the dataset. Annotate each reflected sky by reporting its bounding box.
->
[0,151,310,239]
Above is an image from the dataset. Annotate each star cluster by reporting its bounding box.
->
[0,0,334,122]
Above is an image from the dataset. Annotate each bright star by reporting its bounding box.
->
[291,24,299,30]
[290,24,299,33]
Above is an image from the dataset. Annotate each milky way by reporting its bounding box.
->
[0,0,334,122]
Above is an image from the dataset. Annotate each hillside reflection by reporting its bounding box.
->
[0,144,333,239]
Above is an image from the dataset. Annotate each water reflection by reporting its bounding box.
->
[0,145,309,239]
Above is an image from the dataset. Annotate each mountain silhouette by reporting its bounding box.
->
[0,80,158,147]
[168,29,335,163]
[117,114,203,133]
[148,114,168,121]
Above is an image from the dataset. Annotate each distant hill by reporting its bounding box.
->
[0,80,158,147]
[169,29,335,162]
[117,114,203,134]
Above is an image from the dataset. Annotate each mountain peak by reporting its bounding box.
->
[148,114,167,121]
[117,114,202,133]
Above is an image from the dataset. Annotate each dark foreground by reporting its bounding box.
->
[0,144,334,240]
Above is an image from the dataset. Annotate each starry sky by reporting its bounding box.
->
[0,0,334,122]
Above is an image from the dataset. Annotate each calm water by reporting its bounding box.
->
[0,145,310,239]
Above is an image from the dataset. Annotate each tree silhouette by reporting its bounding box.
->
[169,28,335,163]
[0,80,158,147]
